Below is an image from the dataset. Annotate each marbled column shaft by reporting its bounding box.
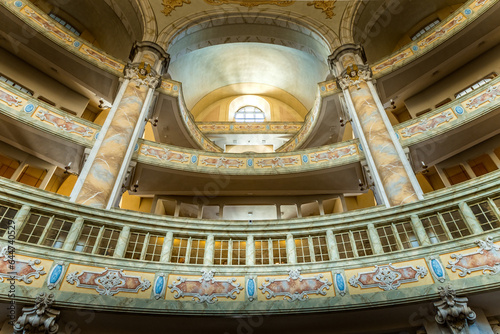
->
[113,225,130,258]
[246,235,255,266]
[367,223,383,255]
[349,82,418,206]
[458,201,483,235]
[160,231,174,262]
[326,229,339,260]
[410,214,431,246]
[204,234,215,265]
[62,217,84,251]
[286,234,297,264]
[14,205,31,238]
[75,82,148,208]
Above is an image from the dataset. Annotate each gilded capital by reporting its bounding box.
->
[337,64,372,90]
[124,62,162,89]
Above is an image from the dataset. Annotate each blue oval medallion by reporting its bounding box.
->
[191,155,198,164]
[335,273,345,292]
[431,258,444,278]
[24,104,35,113]
[14,1,23,7]
[464,8,472,15]
[49,264,63,284]
[358,144,363,152]
[412,45,419,52]
[95,132,99,140]
[134,143,139,152]
[73,41,81,48]
[247,278,256,298]
[154,276,165,296]
[302,155,309,163]
[247,159,253,167]
[455,106,465,115]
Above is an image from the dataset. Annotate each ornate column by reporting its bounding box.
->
[13,205,30,238]
[204,234,215,265]
[62,217,84,251]
[160,231,174,263]
[70,42,169,209]
[286,234,297,264]
[367,223,384,255]
[330,44,423,207]
[113,225,130,258]
[246,235,255,266]
[458,201,483,235]
[326,229,339,260]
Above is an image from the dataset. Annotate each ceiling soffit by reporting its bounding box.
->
[156,8,341,55]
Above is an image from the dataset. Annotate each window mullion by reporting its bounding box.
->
[140,233,149,260]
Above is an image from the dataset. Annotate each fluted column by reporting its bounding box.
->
[246,235,255,266]
[286,234,297,264]
[62,217,84,251]
[70,42,169,209]
[330,44,423,207]
[204,234,215,265]
[13,205,31,238]
[160,231,174,262]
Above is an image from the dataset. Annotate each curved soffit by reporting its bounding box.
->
[354,0,466,63]
[168,42,329,111]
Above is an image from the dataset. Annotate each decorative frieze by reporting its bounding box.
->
[310,145,357,163]
[399,110,455,138]
[66,268,151,296]
[168,270,243,304]
[35,109,95,137]
[465,85,500,109]
[141,145,189,163]
[201,157,245,168]
[0,246,46,284]
[447,237,500,277]
[258,269,332,301]
[0,90,23,107]
[255,156,299,168]
[349,263,428,291]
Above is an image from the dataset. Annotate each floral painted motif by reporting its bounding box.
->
[66,268,151,296]
[310,145,357,162]
[349,263,428,291]
[141,145,189,163]
[465,85,500,109]
[255,156,299,168]
[399,110,454,138]
[0,246,46,284]
[447,237,500,277]
[35,109,94,137]
[168,270,243,304]
[0,90,23,107]
[259,269,332,301]
[201,157,245,168]
[418,14,465,48]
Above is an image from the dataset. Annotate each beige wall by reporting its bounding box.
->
[0,48,89,116]
[404,44,500,117]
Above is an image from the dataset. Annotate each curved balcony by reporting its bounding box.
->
[1,169,500,314]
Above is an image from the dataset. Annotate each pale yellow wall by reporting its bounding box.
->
[56,174,77,196]
[0,48,90,116]
[93,108,110,126]
[195,95,303,122]
[120,192,153,213]
[345,191,377,211]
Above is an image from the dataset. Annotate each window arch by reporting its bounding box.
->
[234,106,265,123]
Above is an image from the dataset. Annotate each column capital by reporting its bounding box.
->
[337,64,373,90]
[124,62,162,89]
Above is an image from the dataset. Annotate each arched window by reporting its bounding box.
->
[234,106,265,123]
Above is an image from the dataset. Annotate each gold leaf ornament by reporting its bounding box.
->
[204,0,294,8]
[307,1,337,19]
[162,0,191,16]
